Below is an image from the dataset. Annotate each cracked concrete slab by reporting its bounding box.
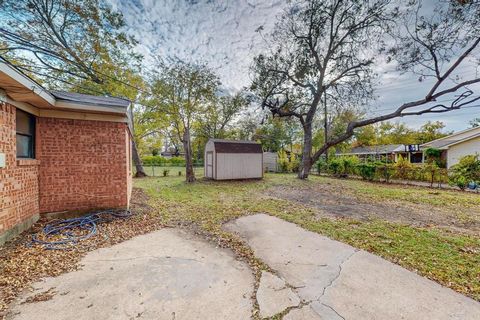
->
[283,304,322,320]
[225,214,480,320]
[8,229,254,320]
[256,271,300,318]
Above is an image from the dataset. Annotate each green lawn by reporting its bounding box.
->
[134,172,480,301]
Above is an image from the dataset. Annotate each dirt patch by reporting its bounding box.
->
[266,183,480,234]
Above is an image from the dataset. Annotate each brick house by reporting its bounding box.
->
[0,61,133,245]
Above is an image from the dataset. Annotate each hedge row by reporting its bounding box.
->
[142,156,186,166]
[316,156,449,186]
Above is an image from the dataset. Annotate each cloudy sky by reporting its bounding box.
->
[108,0,480,132]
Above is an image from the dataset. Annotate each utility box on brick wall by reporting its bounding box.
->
[0,153,5,168]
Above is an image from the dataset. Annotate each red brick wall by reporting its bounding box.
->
[0,102,40,235]
[37,118,131,213]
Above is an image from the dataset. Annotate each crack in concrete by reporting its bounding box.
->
[87,256,204,263]
[320,302,346,320]
[317,249,359,302]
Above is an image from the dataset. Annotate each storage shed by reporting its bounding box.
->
[204,139,263,180]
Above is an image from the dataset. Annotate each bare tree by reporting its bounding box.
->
[251,0,480,179]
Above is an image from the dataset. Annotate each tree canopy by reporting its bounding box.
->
[251,0,480,179]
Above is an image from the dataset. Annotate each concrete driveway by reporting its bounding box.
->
[225,214,480,320]
[8,215,480,320]
[8,229,253,320]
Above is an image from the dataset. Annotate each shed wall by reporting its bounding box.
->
[215,153,262,180]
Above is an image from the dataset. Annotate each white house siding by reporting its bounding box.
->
[447,136,480,168]
[215,153,263,180]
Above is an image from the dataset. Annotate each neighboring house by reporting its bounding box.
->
[0,61,132,245]
[421,126,480,168]
[337,144,424,163]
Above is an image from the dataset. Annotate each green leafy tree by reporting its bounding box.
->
[414,121,450,144]
[196,92,248,139]
[254,118,298,152]
[0,0,148,176]
[251,0,480,179]
[151,62,219,183]
[0,0,140,84]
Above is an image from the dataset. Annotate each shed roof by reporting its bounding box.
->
[210,139,263,154]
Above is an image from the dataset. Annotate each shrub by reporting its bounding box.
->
[422,161,439,187]
[278,150,290,173]
[170,156,186,166]
[376,163,395,183]
[328,157,344,176]
[316,158,328,173]
[356,163,376,181]
[394,155,413,180]
[327,156,360,177]
[342,156,360,175]
[450,175,468,191]
[142,155,168,166]
[278,150,300,173]
[449,154,480,190]
[289,153,300,173]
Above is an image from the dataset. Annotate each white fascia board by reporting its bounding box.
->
[55,100,128,115]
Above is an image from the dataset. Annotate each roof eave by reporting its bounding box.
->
[0,62,55,108]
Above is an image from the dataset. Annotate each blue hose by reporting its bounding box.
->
[31,209,132,250]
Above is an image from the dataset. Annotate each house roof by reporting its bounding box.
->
[51,91,130,109]
[210,139,263,154]
[0,59,55,108]
[421,127,480,150]
[0,60,130,116]
[339,144,405,155]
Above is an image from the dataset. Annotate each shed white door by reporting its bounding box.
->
[206,151,213,178]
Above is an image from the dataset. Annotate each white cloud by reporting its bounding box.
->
[109,0,480,132]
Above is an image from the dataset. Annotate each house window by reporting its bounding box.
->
[16,109,36,158]
[410,152,423,164]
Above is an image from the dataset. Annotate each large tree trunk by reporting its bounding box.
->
[132,139,147,177]
[298,123,313,179]
[183,129,196,183]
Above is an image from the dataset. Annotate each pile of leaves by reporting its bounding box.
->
[0,188,164,318]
